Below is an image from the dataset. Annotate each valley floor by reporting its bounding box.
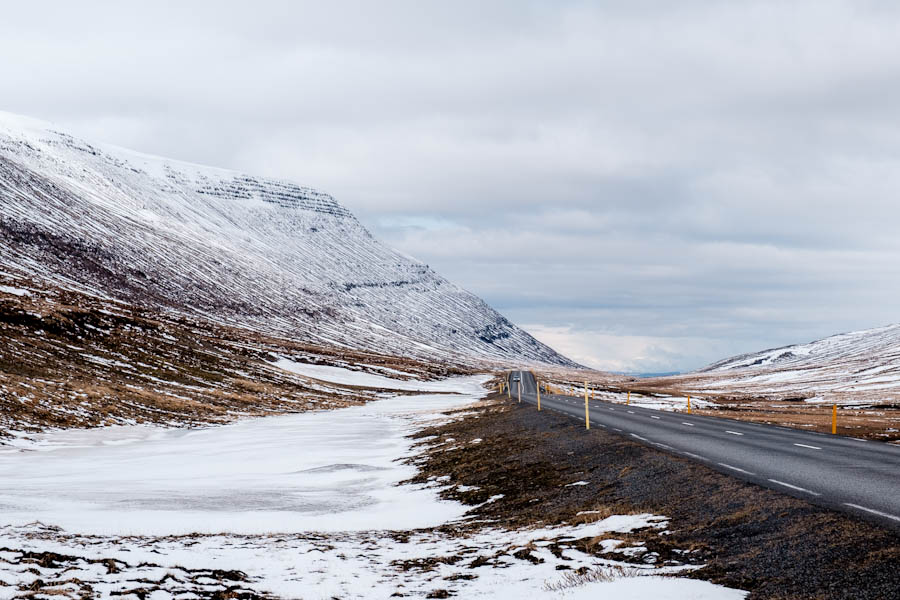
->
[0,372,746,599]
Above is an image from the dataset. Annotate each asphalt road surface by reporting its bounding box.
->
[507,370,900,529]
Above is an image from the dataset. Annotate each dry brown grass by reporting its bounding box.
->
[0,273,471,439]
[543,565,642,591]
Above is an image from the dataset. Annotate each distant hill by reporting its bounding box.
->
[643,324,900,403]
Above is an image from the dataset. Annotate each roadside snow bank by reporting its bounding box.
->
[0,375,489,536]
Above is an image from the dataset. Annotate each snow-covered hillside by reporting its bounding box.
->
[657,324,900,402]
[0,111,573,367]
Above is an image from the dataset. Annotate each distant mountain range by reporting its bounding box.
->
[0,111,574,367]
[647,324,900,403]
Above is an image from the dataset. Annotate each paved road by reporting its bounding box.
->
[506,370,900,529]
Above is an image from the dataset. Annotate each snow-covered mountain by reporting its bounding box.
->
[0,111,573,367]
[654,324,900,403]
[700,324,900,375]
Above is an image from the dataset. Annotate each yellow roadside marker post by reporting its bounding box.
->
[537,382,541,411]
[591,387,595,400]
[507,379,511,399]
[687,395,692,414]
[584,381,590,430]
[832,404,837,434]
[518,380,522,403]
[627,391,630,405]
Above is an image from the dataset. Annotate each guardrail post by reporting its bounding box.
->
[832,404,837,434]
[584,381,590,430]
[687,395,691,414]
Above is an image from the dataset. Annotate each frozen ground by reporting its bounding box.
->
[0,368,746,598]
[0,374,488,536]
[0,519,746,599]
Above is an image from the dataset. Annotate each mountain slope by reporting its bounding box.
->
[0,112,573,367]
[648,324,900,403]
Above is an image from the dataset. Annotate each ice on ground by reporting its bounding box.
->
[274,357,464,392]
[0,375,489,536]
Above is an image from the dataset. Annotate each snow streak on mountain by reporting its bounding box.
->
[659,324,900,402]
[0,112,573,367]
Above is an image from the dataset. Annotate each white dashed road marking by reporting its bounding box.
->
[844,503,900,522]
[682,422,694,427]
[718,463,756,476]
[767,479,821,496]
[725,430,744,436]
[793,443,822,450]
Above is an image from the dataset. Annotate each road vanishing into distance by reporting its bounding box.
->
[507,371,900,530]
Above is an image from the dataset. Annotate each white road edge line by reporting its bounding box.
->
[844,503,900,522]
[725,430,744,436]
[682,422,694,427]
[718,463,756,476]
[793,443,822,450]
[682,452,708,461]
[630,433,648,442]
[767,479,821,496]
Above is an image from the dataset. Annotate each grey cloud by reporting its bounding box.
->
[2,1,900,371]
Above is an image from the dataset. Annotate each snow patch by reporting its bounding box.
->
[0,375,489,536]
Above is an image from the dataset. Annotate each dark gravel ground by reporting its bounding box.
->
[407,390,900,600]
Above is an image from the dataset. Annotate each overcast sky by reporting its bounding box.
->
[4,1,900,372]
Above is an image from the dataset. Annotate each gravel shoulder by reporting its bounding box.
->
[407,386,900,600]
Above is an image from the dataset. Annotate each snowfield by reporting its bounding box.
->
[0,374,489,536]
[0,371,747,598]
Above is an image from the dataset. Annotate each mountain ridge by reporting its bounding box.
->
[0,111,575,368]
[638,322,900,403]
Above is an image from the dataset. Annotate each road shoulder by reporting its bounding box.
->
[405,389,900,599]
